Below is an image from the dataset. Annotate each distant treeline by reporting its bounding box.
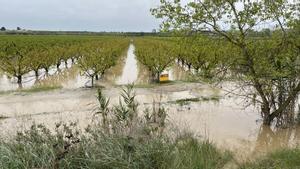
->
[0,29,281,38]
[0,30,173,37]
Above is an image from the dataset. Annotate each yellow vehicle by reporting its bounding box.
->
[160,73,169,82]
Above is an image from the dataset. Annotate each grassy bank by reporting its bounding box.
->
[239,148,300,169]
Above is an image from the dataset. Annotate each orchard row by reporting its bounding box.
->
[0,36,129,87]
[1,35,299,88]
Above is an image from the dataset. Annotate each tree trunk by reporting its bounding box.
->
[65,60,68,68]
[17,75,22,89]
[34,70,39,81]
[56,63,61,72]
[156,72,161,83]
[45,67,49,76]
[262,103,272,125]
[270,82,300,123]
[263,115,272,126]
[91,76,94,87]
[187,64,191,71]
[150,72,159,83]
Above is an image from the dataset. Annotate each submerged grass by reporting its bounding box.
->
[24,85,62,93]
[0,115,8,120]
[239,148,300,169]
[127,81,178,89]
[0,85,62,95]
[170,95,221,106]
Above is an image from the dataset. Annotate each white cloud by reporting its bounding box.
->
[0,0,161,31]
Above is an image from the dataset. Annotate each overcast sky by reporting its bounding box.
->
[0,0,161,32]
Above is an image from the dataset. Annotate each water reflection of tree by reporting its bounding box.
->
[253,125,300,154]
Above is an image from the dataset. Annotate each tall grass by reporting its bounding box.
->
[0,124,232,169]
[0,85,231,169]
[239,148,300,169]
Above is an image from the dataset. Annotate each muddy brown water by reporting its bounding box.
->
[0,44,300,162]
[0,44,189,91]
[0,59,77,91]
[116,44,138,85]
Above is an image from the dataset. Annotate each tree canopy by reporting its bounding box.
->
[152,0,300,126]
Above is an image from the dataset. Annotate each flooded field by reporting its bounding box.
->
[117,44,138,85]
[0,59,90,91]
[0,44,299,162]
